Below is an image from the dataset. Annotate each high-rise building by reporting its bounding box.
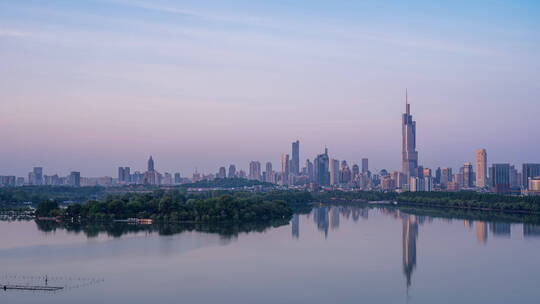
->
[330,159,340,186]
[361,158,369,174]
[490,164,510,194]
[402,91,418,177]
[217,166,227,179]
[314,148,330,186]
[476,149,487,188]
[264,162,273,183]
[281,153,290,185]
[228,165,236,178]
[522,164,540,190]
[339,160,352,184]
[463,163,474,188]
[291,140,300,176]
[306,159,314,182]
[69,171,81,187]
[33,167,43,185]
[440,168,453,188]
[118,167,130,183]
[147,156,155,172]
[249,161,262,181]
[174,172,182,184]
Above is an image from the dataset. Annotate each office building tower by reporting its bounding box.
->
[330,159,340,186]
[291,140,300,176]
[362,158,369,174]
[118,167,130,183]
[314,148,330,186]
[490,164,510,194]
[33,167,43,185]
[228,165,236,178]
[306,159,314,181]
[352,164,360,178]
[340,160,352,184]
[264,162,273,183]
[174,172,182,184]
[281,153,290,185]
[217,166,227,179]
[509,165,519,188]
[476,149,487,188]
[523,164,540,190]
[435,167,441,185]
[163,172,173,185]
[69,171,81,187]
[440,168,452,188]
[463,162,474,188]
[402,90,418,177]
[249,161,262,181]
[147,156,155,172]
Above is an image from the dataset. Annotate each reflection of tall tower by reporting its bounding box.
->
[402,90,418,177]
[475,221,487,244]
[291,214,300,239]
[330,206,340,230]
[403,215,418,289]
[314,206,329,238]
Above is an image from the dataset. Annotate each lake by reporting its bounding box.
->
[1,205,540,303]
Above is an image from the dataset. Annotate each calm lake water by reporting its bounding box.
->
[1,205,540,303]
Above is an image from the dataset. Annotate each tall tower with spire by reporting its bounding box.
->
[402,90,418,177]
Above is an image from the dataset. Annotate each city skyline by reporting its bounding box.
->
[1,1,539,176]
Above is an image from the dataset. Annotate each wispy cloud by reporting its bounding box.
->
[109,0,274,28]
[0,29,30,37]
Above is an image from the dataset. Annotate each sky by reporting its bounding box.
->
[0,0,539,177]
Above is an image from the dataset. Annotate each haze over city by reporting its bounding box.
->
[1,0,539,176]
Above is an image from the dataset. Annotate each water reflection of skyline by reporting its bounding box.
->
[301,205,540,293]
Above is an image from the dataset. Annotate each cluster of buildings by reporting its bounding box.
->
[1,93,539,195]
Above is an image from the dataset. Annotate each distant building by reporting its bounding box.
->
[440,168,453,189]
[476,149,488,188]
[330,159,340,186]
[249,161,262,181]
[32,167,43,185]
[228,165,236,178]
[118,167,130,183]
[490,164,510,194]
[402,91,418,177]
[174,172,182,184]
[291,140,300,176]
[362,158,369,174]
[463,163,474,188]
[69,171,81,187]
[314,148,330,186]
[215,167,225,179]
[523,164,540,190]
[281,153,290,185]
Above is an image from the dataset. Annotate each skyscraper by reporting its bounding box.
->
[228,165,236,178]
[291,140,300,176]
[217,166,227,179]
[281,153,290,185]
[249,161,262,181]
[490,164,510,194]
[522,164,540,190]
[33,167,43,185]
[361,158,369,174]
[476,149,487,188]
[463,162,474,188]
[329,159,340,186]
[314,148,330,186]
[69,171,81,187]
[147,156,155,172]
[402,91,418,177]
